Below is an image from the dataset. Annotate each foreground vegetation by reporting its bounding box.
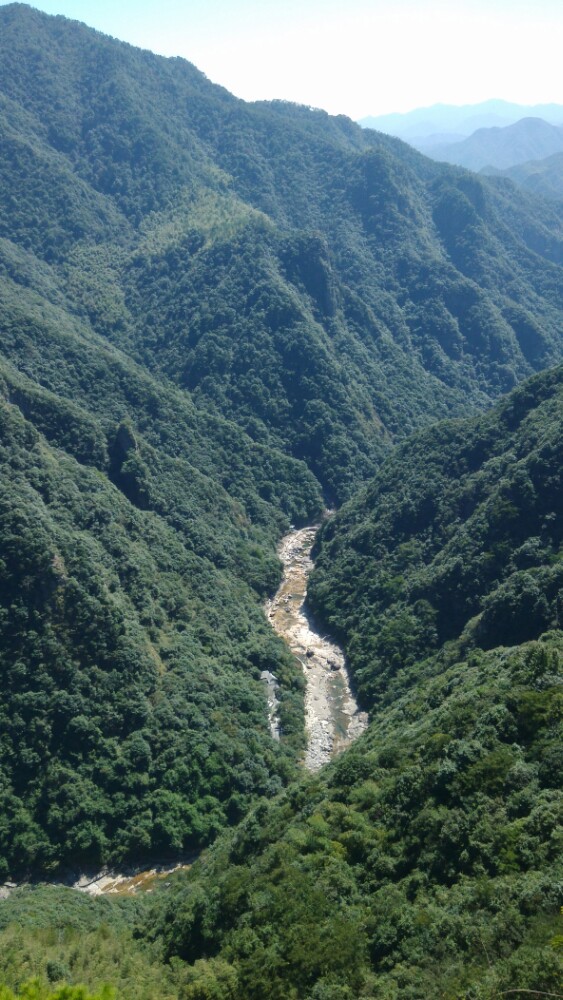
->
[154,635,562,999]
[3,637,560,998]
[0,984,114,1000]
[0,887,169,999]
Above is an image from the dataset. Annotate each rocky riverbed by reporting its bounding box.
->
[265,525,368,770]
[0,857,197,900]
[70,857,196,896]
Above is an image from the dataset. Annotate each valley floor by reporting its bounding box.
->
[266,524,368,769]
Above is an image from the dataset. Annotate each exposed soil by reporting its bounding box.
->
[70,857,196,896]
[265,525,368,770]
[1,856,197,900]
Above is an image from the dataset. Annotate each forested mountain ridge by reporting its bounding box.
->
[0,5,562,997]
[1,4,563,502]
[0,344,322,875]
[0,2,562,881]
[309,363,563,708]
[150,366,563,999]
[0,5,328,874]
[1,367,560,998]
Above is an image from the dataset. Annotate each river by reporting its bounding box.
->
[265,524,368,770]
[71,524,368,892]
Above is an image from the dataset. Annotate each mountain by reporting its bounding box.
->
[309,365,563,709]
[1,6,563,502]
[0,6,562,998]
[0,2,562,880]
[484,151,563,202]
[427,117,563,171]
[360,99,563,144]
[3,368,561,998]
[151,366,563,1000]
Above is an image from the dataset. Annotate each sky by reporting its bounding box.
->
[1,0,562,119]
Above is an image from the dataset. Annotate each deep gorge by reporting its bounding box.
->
[0,5,561,998]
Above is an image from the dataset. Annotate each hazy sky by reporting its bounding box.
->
[2,0,562,118]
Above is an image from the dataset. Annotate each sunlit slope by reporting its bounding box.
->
[1,4,563,501]
[310,364,563,708]
[154,367,563,999]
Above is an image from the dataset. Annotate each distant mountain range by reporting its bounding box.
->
[427,117,563,171]
[359,99,563,146]
[361,102,563,201]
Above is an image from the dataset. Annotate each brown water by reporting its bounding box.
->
[0,857,198,900]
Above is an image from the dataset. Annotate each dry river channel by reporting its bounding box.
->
[1,525,366,900]
[265,524,368,770]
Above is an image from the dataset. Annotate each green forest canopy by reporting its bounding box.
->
[0,5,561,997]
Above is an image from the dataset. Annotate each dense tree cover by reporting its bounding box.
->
[0,391,317,875]
[0,2,561,965]
[151,634,562,999]
[309,364,563,709]
[0,986,113,1000]
[149,371,563,997]
[0,162,324,875]
[0,5,562,501]
[0,217,324,875]
[0,885,171,998]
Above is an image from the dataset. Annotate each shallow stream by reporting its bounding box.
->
[265,525,368,770]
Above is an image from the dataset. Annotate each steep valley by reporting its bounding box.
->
[0,5,562,999]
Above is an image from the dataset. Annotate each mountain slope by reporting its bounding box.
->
[427,117,563,171]
[309,365,563,708]
[0,330,322,875]
[0,4,563,875]
[153,366,563,1000]
[484,151,563,202]
[1,4,563,505]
